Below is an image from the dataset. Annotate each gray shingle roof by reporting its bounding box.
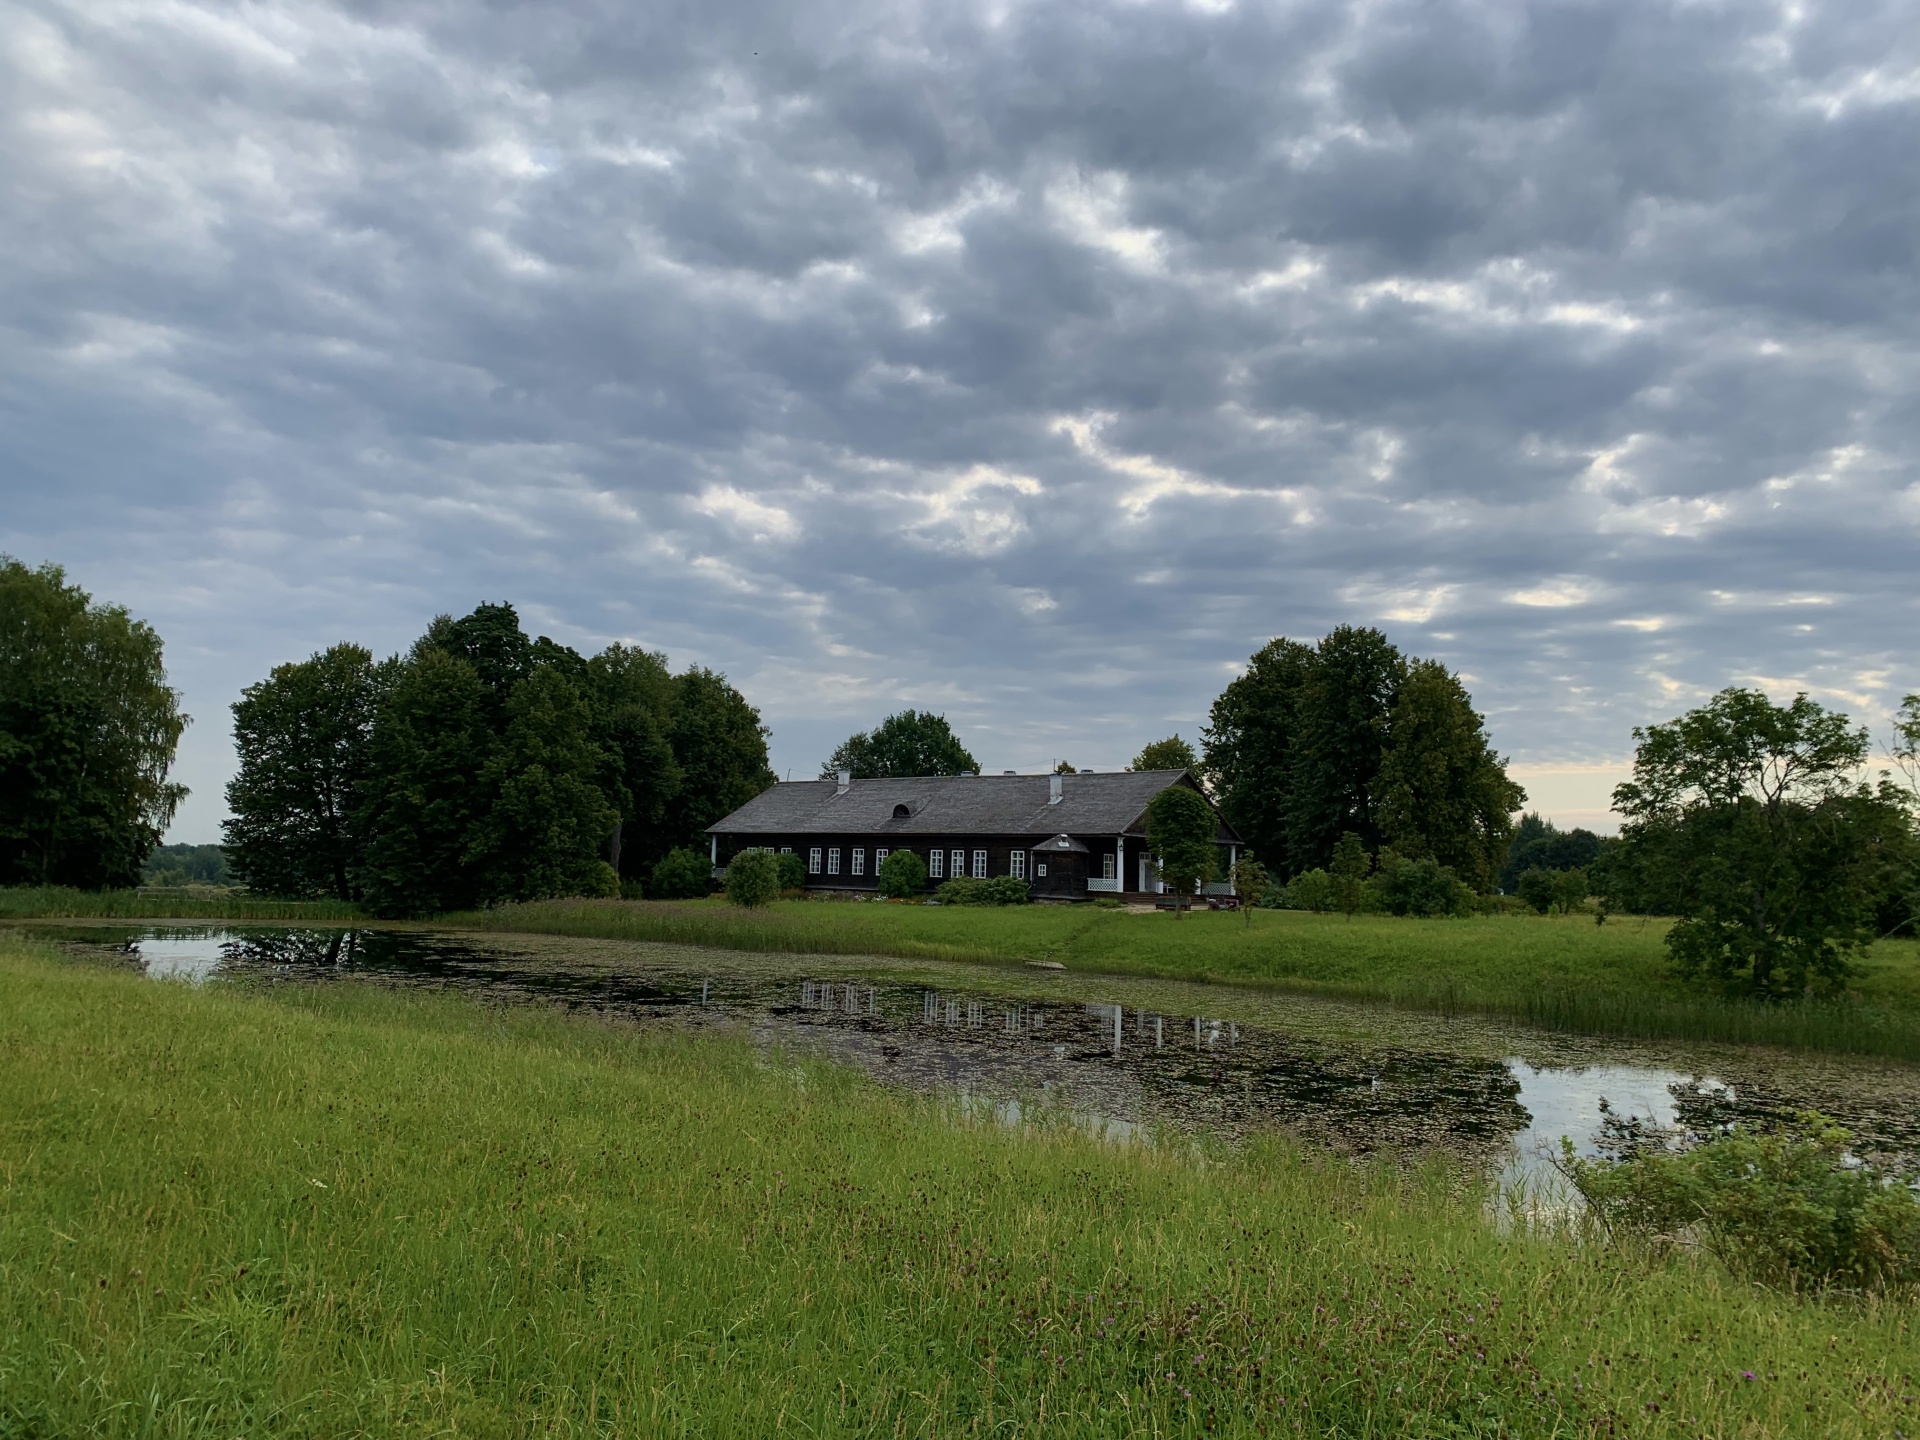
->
[706,770,1240,841]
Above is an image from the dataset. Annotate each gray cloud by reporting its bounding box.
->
[2,0,1916,837]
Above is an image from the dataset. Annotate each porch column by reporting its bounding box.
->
[1116,835,1125,892]
[710,835,718,865]
[1228,844,1238,895]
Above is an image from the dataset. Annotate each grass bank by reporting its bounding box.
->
[456,898,1920,1060]
[0,885,364,923]
[4,934,1916,1438]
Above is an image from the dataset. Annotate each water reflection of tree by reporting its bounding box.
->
[220,928,364,969]
[885,987,1529,1160]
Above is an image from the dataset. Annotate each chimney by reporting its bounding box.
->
[1048,773,1063,805]
[836,768,851,795]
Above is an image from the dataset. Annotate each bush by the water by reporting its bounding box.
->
[723,849,780,907]
[878,847,927,899]
[934,874,1029,906]
[650,846,712,900]
[1560,1109,1920,1292]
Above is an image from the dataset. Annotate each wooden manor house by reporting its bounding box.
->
[705,768,1243,902]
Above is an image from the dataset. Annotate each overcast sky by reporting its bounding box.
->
[5,0,1916,842]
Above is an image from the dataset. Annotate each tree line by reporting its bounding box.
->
[1200,626,1525,891]
[221,603,776,916]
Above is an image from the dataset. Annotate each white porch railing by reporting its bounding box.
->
[1085,877,1123,893]
[1199,881,1234,896]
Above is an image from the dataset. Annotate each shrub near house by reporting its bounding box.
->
[935,875,1029,906]
[878,848,927,899]
[724,849,780,907]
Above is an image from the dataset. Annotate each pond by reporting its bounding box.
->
[33,923,1920,1188]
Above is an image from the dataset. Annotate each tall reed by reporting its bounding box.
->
[0,885,365,922]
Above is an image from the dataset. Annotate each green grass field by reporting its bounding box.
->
[456,898,1920,1059]
[4,932,1917,1438]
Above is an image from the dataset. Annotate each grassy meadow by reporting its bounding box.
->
[457,898,1920,1059]
[5,931,1918,1439]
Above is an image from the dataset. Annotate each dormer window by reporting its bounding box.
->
[892,803,910,819]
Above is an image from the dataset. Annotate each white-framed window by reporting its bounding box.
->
[875,847,889,871]
[851,848,865,876]
[827,847,841,875]
[972,849,987,878]
[1010,851,1026,880]
[781,846,792,854]
[808,847,822,874]
[950,849,964,880]
[1102,853,1116,880]
[1036,862,1048,877]
[929,848,944,879]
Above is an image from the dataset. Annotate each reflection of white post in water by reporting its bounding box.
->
[1155,1016,1164,1049]
[702,979,711,1006]
[1193,1016,1201,1049]
[1112,1004,1122,1055]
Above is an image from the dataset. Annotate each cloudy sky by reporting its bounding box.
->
[5,0,1916,841]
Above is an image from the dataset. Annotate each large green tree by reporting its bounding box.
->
[418,603,533,719]
[667,668,777,847]
[1286,626,1408,869]
[1204,628,1521,887]
[1201,637,1315,875]
[223,643,382,900]
[586,644,681,881]
[1372,660,1526,892]
[0,559,189,888]
[1145,783,1219,917]
[1131,735,1197,772]
[355,646,497,918]
[1611,688,1914,997]
[822,709,977,779]
[471,665,618,903]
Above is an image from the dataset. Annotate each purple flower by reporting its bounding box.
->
[1742,1371,1756,1382]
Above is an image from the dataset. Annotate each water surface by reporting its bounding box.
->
[35,923,1920,1184]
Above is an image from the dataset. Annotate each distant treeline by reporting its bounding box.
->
[222,604,774,917]
[143,843,232,887]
